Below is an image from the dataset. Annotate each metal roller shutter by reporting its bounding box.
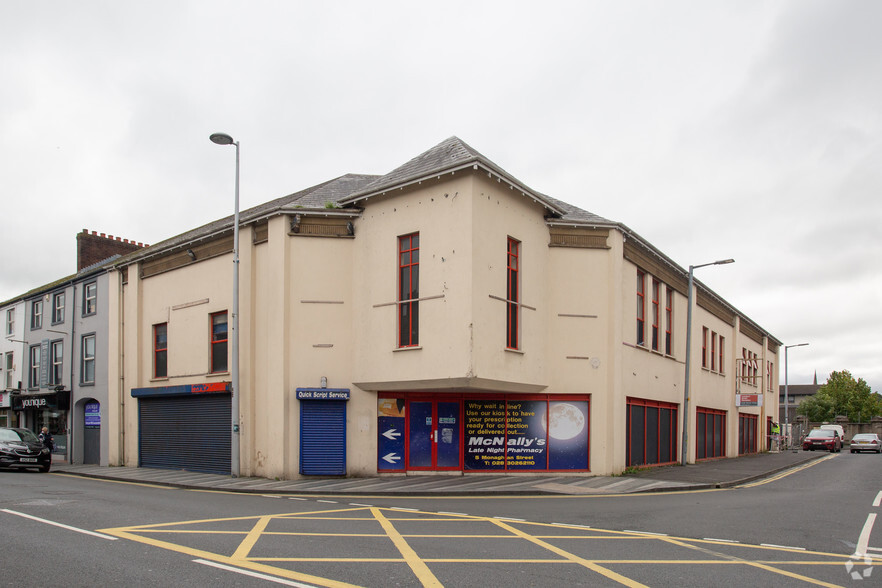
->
[139,394,231,474]
[300,400,346,475]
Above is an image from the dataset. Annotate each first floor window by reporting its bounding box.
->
[665,287,673,355]
[506,237,520,350]
[701,327,708,368]
[29,345,40,388]
[398,233,419,347]
[5,308,13,336]
[50,340,63,386]
[154,323,168,378]
[83,282,97,315]
[651,279,660,351]
[636,270,645,346]
[210,312,228,373]
[710,331,717,371]
[31,300,43,330]
[5,352,13,388]
[81,335,95,384]
[52,292,65,324]
[718,336,725,374]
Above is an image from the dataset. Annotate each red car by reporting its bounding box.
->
[802,428,842,452]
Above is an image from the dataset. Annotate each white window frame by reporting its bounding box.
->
[52,292,65,324]
[50,340,63,386]
[83,282,97,315]
[5,309,13,336]
[4,352,12,389]
[29,345,40,388]
[31,300,43,330]
[81,334,96,384]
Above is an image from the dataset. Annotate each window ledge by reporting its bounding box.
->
[150,377,169,383]
[505,348,525,355]
[393,346,422,353]
[207,371,230,377]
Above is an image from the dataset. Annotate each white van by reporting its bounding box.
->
[820,424,846,443]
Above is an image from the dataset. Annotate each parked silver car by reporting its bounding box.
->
[850,433,882,454]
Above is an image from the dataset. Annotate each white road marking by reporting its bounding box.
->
[1,509,117,540]
[193,559,317,587]
[494,516,525,522]
[761,543,806,550]
[349,503,373,507]
[288,497,307,500]
[703,537,739,543]
[873,491,882,508]
[855,513,877,557]
[316,500,337,504]
[437,511,468,516]
[552,522,592,529]
[390,507,418,512]
[624,530,668,536]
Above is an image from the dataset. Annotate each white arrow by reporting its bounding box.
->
[382,428,401,440]
[382,453,401,464]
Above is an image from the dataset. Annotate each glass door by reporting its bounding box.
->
[406,400,461,470]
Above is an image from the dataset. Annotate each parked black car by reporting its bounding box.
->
[0,427,52,472]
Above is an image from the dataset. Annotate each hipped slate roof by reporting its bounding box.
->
[341,136,573,218]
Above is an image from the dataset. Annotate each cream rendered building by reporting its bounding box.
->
[107,137,779,478]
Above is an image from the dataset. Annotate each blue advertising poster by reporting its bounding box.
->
[377,398,405,471]
[85,402,100,428]
[547,401,589,470]
[505,400,547,470]
[464,399,506,470]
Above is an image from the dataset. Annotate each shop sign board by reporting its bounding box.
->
[0,392,10,408]
[296,388,350,401]
[736,394,762,407]
[85,402,100,428]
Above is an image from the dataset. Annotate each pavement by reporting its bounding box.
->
[51,448,826,496]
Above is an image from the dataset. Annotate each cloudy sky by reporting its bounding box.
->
[2,1,880,391]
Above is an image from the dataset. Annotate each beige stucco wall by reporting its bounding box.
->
[109,167,778,478]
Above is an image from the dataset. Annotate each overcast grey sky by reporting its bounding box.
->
[2,1,880,391]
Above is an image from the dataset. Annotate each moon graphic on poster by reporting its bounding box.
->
[543,403,585,440]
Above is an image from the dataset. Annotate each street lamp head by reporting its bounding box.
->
[210,132,235,146]
[786,342,810,349]
[716,259,735,265]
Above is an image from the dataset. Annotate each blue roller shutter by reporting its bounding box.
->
[139,393,231,474]
[300,400,346,475]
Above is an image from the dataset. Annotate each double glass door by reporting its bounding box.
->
[407,400,461,470]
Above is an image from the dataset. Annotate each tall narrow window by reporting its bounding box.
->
[506,237,521,350]
[5,308,13,336]
[4,352,12,389]
[651,279,660,351]
[29,345,40,388]
[665,287,673,355]
[52,292,65,324]
[718,336,725,374]
[701,327,708,368]
[83,282,97,315]
[31,300,43,330]
[398,233,419,347]
[767,361,773,391]
[711,332,717,371]
[210,312,228,373]
[50,340,63,386]
[81,334,95,384]
[636,270,645,346]
[154,323,168,378]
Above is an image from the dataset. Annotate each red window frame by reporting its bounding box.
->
[506,237,520,350]
[701,327,708,368]
[398,233,419,348]
[651,279,660,351]
[626,397,678,467]
[718,335,725,374]
[153,323,167,379]
[711,331,717,371]
[636,270,645,346]
[664,287,673,355]
[738,413,758,454]
[696,407,726,460]
[210,312,228,373]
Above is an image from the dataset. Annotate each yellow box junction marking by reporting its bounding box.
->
[98,504,877,588]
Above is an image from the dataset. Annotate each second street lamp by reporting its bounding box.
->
[681,258,734,466]
[209,132,240,478]
[784,342,809,449]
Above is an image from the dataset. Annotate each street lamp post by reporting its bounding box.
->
[681,258,734,466]
[209,132,240,478]
[784,342,809,449]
